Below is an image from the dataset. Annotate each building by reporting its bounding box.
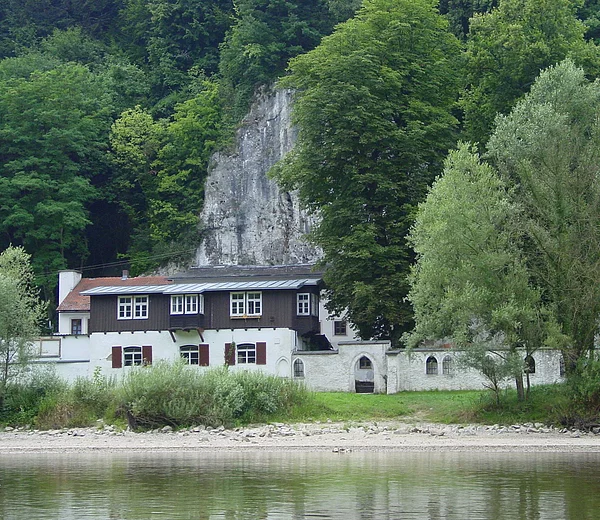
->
[36,265,564,393]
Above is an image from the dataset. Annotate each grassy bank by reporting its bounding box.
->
[0,363,578,430]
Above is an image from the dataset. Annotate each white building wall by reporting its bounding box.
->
[295,341,389,393]
[57,312,89,336]
[318,298,360,349]
[390,348,564,392]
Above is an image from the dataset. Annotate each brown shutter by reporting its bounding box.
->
[199,344,210,366]
[142,345,152,365]
[225,343,235,366]
[256,342,267,365]
[112,346,122,369]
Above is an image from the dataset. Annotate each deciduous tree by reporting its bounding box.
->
[272,0,462,345]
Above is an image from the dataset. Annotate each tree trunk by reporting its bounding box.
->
[515,372,525,401]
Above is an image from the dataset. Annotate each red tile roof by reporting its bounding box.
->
[57,276,171,312]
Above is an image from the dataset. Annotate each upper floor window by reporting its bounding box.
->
[171,294,204,315]
[230,292,262,317]
[118,295,148,320]
[297,293,319,316]
[71,318,82,335]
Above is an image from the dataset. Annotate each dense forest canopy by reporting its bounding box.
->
[0,0,599,344]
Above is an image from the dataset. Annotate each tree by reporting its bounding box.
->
[219,0,336,122]
[0,246,46,408]
[272,0,462,345]
[406,144,556,399]
[487,59,600,370]
[462,0,599,145]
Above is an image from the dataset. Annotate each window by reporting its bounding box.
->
[71,319,82,335]
[118,295,148,320]
[525,355,536,374]
[426,356,438,375]
[293,358,305,378]
[297,293,310,315]
[560,357,566,377]
[334,320,347,336]
[118,296,132,319]
[124,346,142,366]
[442,356,453,375]
[237,343,256,364]
[297,293,319,316]
[180,345,199,365]
[359,356,372,370]
[171,294,203,315]
[134,296,148,318]
[230,292,262,317]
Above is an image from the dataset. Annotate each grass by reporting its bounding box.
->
[273,385,570,427]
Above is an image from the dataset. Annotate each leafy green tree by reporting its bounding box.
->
[487,59,600,369]
[0,60,115,291]
[438,0,497,40]
[219,0,336,122]
[110,80,222,272]
[406,144,556,399]
[272,0,462,345]
[462,0,599,145]
[0,246,46,408]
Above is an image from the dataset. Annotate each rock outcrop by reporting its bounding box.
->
[195,87,320,266]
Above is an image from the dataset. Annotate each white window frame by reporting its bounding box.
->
[124,346,142,366]
[297,293,310,315]
[171,294,203,315]
[180,345,199,365]
[237,343,256,364]
[171,295,184,314]
[134,295,148,319]
[230,292,262,317]
[297,293,318,316]
[118,295,149,320]
[118,296,132,319]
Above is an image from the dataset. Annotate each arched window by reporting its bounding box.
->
[293,358,305,378]
[359,356,373,370]
[426,356,438,375]
[442,356,453,375]
[524,355,536,374]
[123,346,142,366]
[180,345,199,365]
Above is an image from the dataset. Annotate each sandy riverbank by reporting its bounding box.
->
[2,421,600,454]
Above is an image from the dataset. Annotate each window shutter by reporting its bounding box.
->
[225,343,235,366]
[256,342,267,365]
[112,346,122,369]
[142,345,152,365]
[199,344,210,366]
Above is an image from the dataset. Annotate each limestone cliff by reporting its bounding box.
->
[195,87,320,266]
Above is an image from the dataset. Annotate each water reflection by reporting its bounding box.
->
[1,451,599,519]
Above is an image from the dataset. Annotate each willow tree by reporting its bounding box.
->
[272,0,462,345]
[488,59,600,369]
[406,144,557,400]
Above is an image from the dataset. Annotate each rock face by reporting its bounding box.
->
[195,87,320,266]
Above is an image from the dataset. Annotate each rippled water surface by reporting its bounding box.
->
[1,451,599,519]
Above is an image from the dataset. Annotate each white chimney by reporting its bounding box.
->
[58,270,82,306]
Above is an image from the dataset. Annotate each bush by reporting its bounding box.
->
[116,362,310,429]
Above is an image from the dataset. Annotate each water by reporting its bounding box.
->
[1,451,599,519]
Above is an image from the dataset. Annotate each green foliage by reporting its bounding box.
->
[273,0,462,346]
[0,247,46,404]
[488,59,600,363]
[438,0,498,40]
[462,0,600,145]
[219,0,336,123]
[116,362,309,429]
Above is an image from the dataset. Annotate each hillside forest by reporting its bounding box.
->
[2,0,600,365]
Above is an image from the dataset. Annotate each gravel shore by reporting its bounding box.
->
[2,421,600,454]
